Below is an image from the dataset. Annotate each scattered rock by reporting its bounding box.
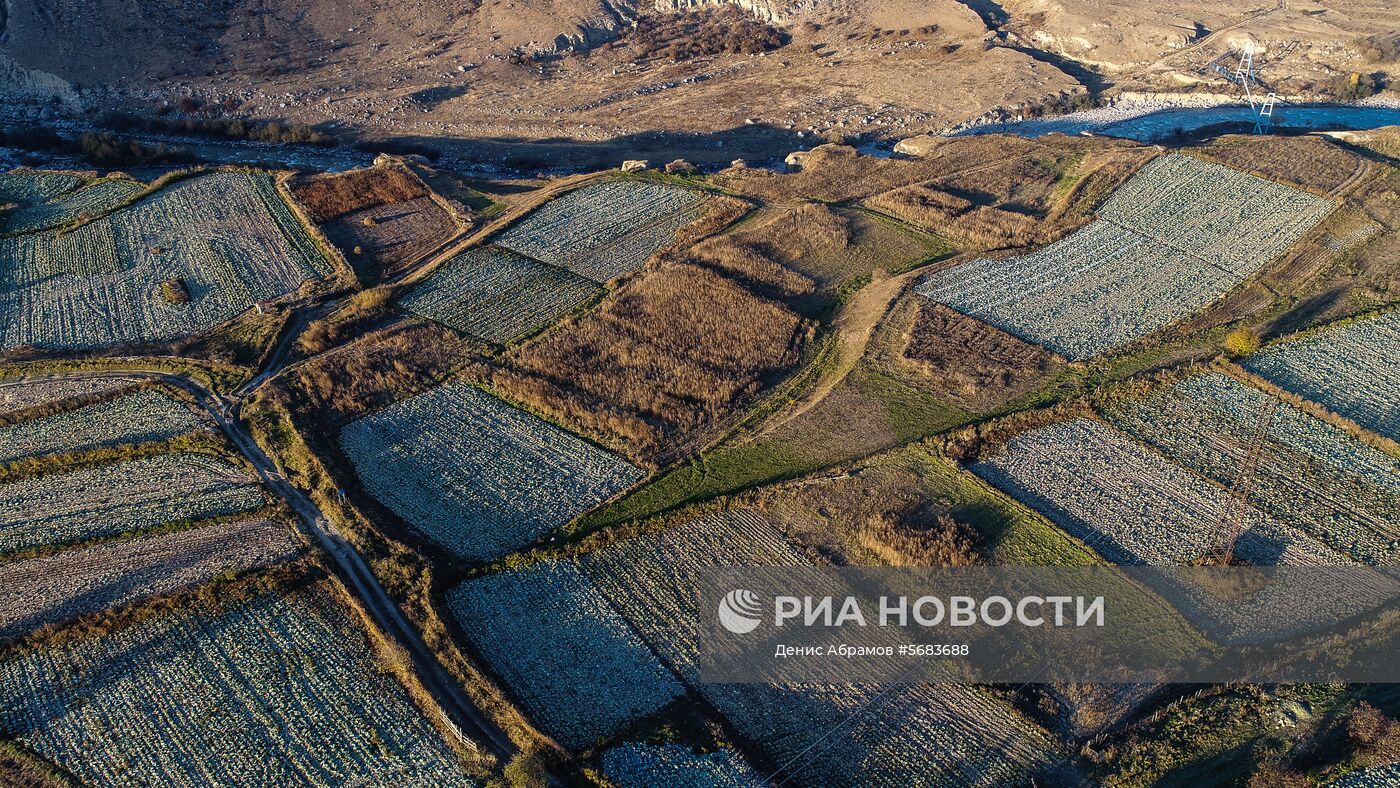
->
[620,159,649,172]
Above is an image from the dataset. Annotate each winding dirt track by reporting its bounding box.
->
[9,365,520,766]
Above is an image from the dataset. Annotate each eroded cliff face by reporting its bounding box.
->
[0,51,81,111]
[653,0,819,24]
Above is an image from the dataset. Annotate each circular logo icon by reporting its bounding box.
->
[718,588,763,634]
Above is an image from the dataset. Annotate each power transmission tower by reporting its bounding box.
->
[1253,93,1277,134]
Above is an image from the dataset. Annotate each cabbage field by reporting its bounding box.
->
[1,179,145,236]
[1103,373,1400,565]
[973,418,1340,565]
[0,517,301,640]
[0,377,132,415]
[1244,310,1400,442]
[0,581,474,786]
[0,452,266,556]
[401,246,600,344]
[496,181,708,283]
[0,170,81,206]
[446,560,683,749]
[916,155,1332,359]
[579,510,1059,787]
[0,388,209,463]
[0,171,331,350]
[339,382,642,560]
[602,743,761,787]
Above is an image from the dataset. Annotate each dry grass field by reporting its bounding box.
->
[493,260,815,459]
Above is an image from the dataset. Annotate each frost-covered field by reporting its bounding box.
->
[602,743,761,787]
[1244,311,1400,442]
[0,171,331,350]
[401,246,600,343]
[0,377,132,415]
[497,181,708,283]
[917,155,1331,360]
[581,510,1059,787]
[0,581,474,786]
[0,518,301,640]
[339,382,642,560]
[973,419,1340,565]
[446,560,683,749]
[1104,373,1400,565]
[1,179,145,235]
[0,170,80,206]
[0,389,209,463]
[0,453,266,556]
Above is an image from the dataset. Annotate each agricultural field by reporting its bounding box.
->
[1103,373,1400,565]
[601,743,761,787]
[0,171,331,351]
[401,246,600,344]
[496,181,709,283]
[292,164,459,281]
[338,381,642,560]
[0,452,266,556]
[1244,311,1400,443]
[495,260,814,457]
[1,178,145,236]
[916,155,1333,360]
[0,517,301,640]
[0,170,81,206]
[579,509,1060,786]
[0,388,209,464]
[0,377,132,415]
[972,418,1340,566]
[724,203,946,287]
[445,559,684,750]
[0,580,473,786]
[899,300,1063,411]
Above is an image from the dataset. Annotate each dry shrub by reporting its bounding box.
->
[629,8,787,62]
[1246,761,1310,788]
[495,262,814,457]
[859,511,981,567]
[1345,702,1400,766]
[902,301,1059,410]
[291,165,429,223]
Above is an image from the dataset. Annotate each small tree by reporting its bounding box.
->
[1223,327,1261,358]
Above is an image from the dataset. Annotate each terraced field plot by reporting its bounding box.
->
[0,388,208,463]
[580,510,1059,787]
[916,154,1332,360]
[602,743,761,787]
[0,452,266,556]
[1,178,145,235]
[0,171,331,351]
[1104,373,1400,565]
[402,246,600,344]
[446,560,683,749]
[0,170,80,206]
[339,382,642,560]
[728,204,943,287]
[325,197,457,281]
[0,377,132,415]
[496,181,708,283]
[0,517,300,640]
[973,418,1340,566]
[1244,311,1400,442]
[0,581,473,786]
